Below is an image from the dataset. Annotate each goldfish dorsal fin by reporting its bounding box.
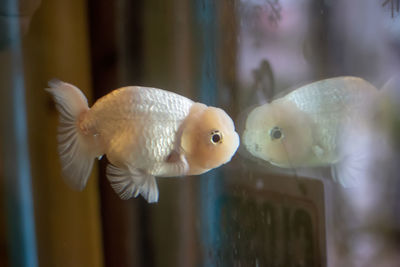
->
[106,164,159,203]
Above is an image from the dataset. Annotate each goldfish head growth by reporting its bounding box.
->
[180,103,240,175]
[242,99,314,167]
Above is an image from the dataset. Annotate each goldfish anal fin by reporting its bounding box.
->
[106,164,159,203]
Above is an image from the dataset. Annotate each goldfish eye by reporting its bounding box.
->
[210,130,223,144]
[270,126,283,140]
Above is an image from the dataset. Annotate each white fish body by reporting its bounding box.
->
[47,80,239,203]
[86,86,193,176]
[243,76,378,185]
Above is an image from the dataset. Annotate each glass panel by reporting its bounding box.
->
[0,0,399,266]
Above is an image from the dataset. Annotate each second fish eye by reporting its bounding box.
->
[210,130,223,144]
[270,126,283,140]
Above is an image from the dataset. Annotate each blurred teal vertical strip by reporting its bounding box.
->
[0,1,38,266]
[193,1,221,266]
[195,0,217,106]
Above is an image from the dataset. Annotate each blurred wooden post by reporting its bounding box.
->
[21,0,104,266]
[88,0,145,266]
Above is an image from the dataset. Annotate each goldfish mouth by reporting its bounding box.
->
[216,131,240,166]
[229,132,240,160]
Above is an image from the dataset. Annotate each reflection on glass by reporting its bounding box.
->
[242,76,378,187]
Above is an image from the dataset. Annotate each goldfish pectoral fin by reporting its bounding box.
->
[162,152,189,176]
[106,164,159,203]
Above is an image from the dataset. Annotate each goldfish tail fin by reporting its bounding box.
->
[46,79,97,190]
[106,164,159,203]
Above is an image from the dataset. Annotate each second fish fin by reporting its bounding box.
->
[331,160,363,188]
[106,164,159,203]
[332,133,371,188]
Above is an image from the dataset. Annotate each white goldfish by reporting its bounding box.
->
[242,76,378,186]
[47,80,239,203]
